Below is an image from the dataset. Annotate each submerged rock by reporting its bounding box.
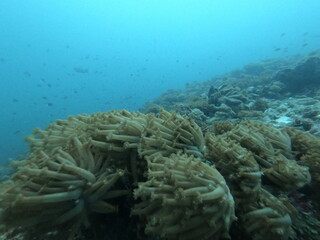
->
[274,57,320,93]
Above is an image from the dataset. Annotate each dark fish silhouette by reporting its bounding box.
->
[308,51,318,56]
[274,48,281,52]
[74,67,89,73]
[13,130,21,135]
[24,71,31,77]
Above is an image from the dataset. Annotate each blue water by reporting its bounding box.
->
[0,0,319,161]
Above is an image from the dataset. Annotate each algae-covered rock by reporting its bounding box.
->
[274,57,320,93]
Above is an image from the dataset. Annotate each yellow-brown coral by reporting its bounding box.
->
[284,127,320,182]
[241,189,295,240]
[0,137,128,239]
[132,153,235,240]
[0,111,317,240]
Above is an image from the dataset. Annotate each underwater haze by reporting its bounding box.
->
[0,0,319,161]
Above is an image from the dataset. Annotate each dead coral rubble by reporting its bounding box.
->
[0,111,319,240]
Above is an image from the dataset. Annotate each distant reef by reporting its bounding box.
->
[1,50,320,240]
[141,50,320,137]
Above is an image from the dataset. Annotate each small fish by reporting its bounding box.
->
[308,51,318,56]
[302,32,309,36]
[280,33,286,37]
[301,43,308,47]
[274,48,281,52]
[12,98,19,102]
[47,103,53,107]
[74,67,89,73]
[24,71,31,77]
[123,96,133,101]
[13,130,21,135]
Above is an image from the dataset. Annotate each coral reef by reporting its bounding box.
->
[133,153,235,240]
[0,138,127,239]
[0,110,231,240]
[1,110,320,240]
[284,127,320,182]
[140,52,320,129]
[274,57,320,94]
[205,120,315,240]
[134,51,320,239]
[207,121,311,192]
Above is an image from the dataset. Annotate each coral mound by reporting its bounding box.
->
[0,111,319,240]
[0,137,127,239]
[133,153,235,240]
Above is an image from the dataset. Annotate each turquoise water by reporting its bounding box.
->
[0,0,319,161]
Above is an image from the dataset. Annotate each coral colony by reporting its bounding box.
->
[1,109,319,239]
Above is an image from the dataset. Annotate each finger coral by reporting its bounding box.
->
[208,120,311,191]
[0,110,317,240]
[284,127,320,182]
[0,110,223,239]
[0,137,127,239]
[132,153,235,240]
[241,189,295,240]
[139,109,205,158]
[205,133,262,199]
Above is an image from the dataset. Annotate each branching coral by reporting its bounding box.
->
[263,153,311,190]
[0,110,224,240]
[0,110,318,240]
[0,137,128,239]
[208,121,311,191]
[205,133,262,199]
[284,127,320,182]
[205,120,312,240]
[241,189,295,240]
[139,109,205,158]
[132,153,235,240]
